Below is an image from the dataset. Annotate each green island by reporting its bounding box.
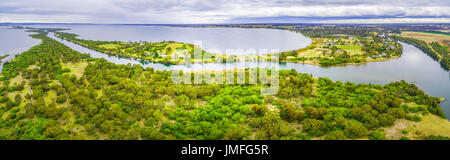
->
[54,28,403,66]
[54,32,230,64]
[0,29,448,140]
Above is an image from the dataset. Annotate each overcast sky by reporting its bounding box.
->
[1,0,449,24]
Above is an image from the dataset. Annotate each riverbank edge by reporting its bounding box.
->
[50,30,403,67]
[391,35,450,71]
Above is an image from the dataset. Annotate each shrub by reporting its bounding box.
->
[400,136,410,140]
[344,122,368,138]
[325,130,346,140]
[250,104,268,116]
[56,95,67,104]
[405,115,421,122]
[369,130,386,140]
[302,118,327,136]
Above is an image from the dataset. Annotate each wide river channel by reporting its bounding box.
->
[1,25,449,119]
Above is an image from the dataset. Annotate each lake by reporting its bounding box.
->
[1,25,449,119]
[0,27,41,71]
[22,24,312,55]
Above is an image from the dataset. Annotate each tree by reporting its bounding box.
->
[44,124,65,139]
[56,95,67,104]
[141,126,165,140]
[378,113,396,127]
[387,108,405,118]
[174,94,190,107]
[223,125,250,140]
[325,130,346,140]
[345,122,368,138]
[43,102,63,119]
[302,118,327,136]
[280,103,300,121]
[305,106,326,120]
[334,116,348,129]
[350,107,365,120]
[369,130,386,140]
[251,104,268,116]
[252,113,293,140]
[14,94,22,103]
[362,113,379,129]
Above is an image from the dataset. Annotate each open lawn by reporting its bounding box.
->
[383,114,450,140]
[336,45,361,50]
[419,32,450,36]
[61,61,89,78]
[295,38,364,58]
[298,48,326,57]
[401,31,450,48]
[98,44,121,49]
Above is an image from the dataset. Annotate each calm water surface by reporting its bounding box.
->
[24,24,311,54]
[1,25,449,119]
[0,27,41,71]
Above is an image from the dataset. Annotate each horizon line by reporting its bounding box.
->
[2,22,450,25]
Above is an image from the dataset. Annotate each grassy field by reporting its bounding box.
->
[98,44,121,49]
[383,114,450,140]
[288,37,368,64]
[295,38,365,57]
[401,31,450,48]
[336,45,361,50]
[61,61,89,78]
[419,32,450,36]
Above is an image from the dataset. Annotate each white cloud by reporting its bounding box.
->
[0,0,449,23]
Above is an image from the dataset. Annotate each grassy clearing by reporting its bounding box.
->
[45,90,56,105]
[61,61,89,78]
[298,48,327,57]
[27,65,40,70]
[336,45,361,50]
[299,38,364,56]
[383,114,450,140]
[9,74,24,85]
[401,31,450,48]
[98,44,121,49]
[419,32,450,36]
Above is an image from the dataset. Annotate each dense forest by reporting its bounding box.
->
[0,29,446,140]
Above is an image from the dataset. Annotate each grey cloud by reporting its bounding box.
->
[0,0,448,23]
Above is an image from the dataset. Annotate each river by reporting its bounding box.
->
[1,25,449,119]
